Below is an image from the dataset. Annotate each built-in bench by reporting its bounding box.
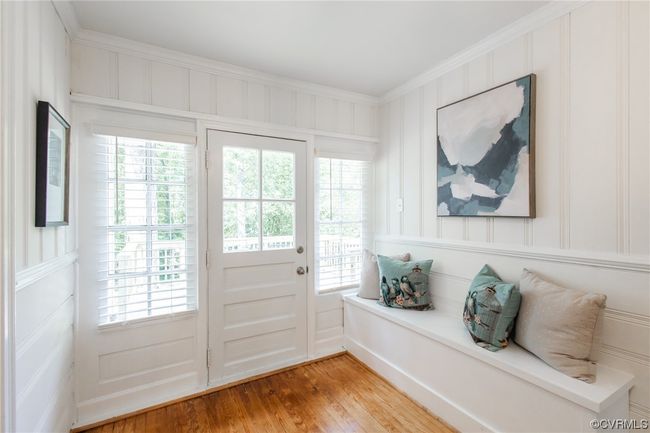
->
[343,294,634,433]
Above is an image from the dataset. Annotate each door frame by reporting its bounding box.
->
[196,120,316,386]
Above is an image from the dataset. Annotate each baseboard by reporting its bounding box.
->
[344,336,496,433]
[71,351,346,432]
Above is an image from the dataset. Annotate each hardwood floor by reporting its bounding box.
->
[79,354,456,433]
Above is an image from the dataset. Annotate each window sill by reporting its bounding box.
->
[97,309,198,332]
[317,285,359,296]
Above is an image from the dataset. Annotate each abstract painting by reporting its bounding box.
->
[436,74,536,217]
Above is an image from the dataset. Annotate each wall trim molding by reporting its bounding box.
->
[375,235,650,273]
[73,29,379,105]
[71,93,379,144]
[15,252,78,291]
[381,0,588,102]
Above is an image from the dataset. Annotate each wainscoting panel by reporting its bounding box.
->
[15,261,75,433]
[313,291,348,357]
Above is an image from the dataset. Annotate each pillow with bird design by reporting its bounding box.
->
[463,265,521,351]
[377,256,433,310]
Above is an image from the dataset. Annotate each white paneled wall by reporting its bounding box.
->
[2,1,76,432]
[70,31,378,139]
[375,1,649,421]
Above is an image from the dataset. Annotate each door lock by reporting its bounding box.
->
[296,266,305,275]
[297,246,304,254]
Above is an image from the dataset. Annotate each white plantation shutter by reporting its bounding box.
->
[96,134,196,324]
[315,157,371,291]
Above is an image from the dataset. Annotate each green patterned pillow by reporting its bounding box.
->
[463,265,521,351]
[377,256,433,310]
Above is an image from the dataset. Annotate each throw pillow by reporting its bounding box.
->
[463,265,521,351]
[358,250,411,300]
[377,256,433,310]
[514,269,606,383]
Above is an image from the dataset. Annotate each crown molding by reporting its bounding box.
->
[51,0,80,39]
[72,29,380,105]
[381,0,588,102]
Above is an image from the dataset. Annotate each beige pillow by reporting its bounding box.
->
[515,269,606,383]
[357,249,410,299]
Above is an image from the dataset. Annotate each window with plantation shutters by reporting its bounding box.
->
[315,157,370,292]
[98,135,196,325]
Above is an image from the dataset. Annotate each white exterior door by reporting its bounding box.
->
[206,129,308,384]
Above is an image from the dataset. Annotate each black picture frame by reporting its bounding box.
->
[35,100,71,227]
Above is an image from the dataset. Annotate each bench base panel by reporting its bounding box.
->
[344,301,629,433]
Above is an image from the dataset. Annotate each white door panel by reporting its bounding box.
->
[207,129,308,384]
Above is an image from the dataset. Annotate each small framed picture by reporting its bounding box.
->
[35,101,70,227]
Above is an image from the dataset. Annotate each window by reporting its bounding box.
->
[98,135,196,325]
[315,158,370,291]
[222,147,296,253]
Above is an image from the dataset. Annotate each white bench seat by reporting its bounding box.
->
[343,294,634,433]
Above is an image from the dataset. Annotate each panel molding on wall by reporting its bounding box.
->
[375,235,649,273]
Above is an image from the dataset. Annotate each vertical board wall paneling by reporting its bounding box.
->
[530,18,562,249]
[402,89,421,237]
[569,1,618,253]
[248,81,268,123]
[70,37,379,139]
[216,75,246,119]
[420,81,437,239]
[188,69,213,114]
[151,62,190,111]
[387,98,402,236]
[628,0,650,257]
[436,69,464,241]
[7,1,76,432]
[117,53,149,104]
[374,104,389,235]
[375,0,650,420]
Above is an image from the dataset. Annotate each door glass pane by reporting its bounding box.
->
[223,201,260,252]
[223,147,259,199]
[262,150,294,200]
[262,201,295,250]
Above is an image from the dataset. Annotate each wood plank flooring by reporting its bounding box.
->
[79,353,456,433]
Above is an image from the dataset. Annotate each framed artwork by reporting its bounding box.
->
[35,100,70,227]
[436,74,536,217]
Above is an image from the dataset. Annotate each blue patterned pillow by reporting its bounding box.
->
[377,256,433,310]
[463,265,521,351]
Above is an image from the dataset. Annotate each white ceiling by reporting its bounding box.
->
[71,1,548,96]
